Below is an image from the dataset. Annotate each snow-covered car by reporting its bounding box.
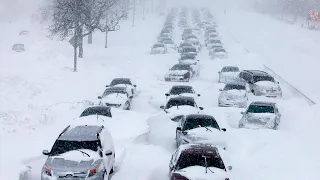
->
[165,85,200,99]
[239,101,281,130]
[184,34,198,42]
[165,64,195,82]
[237,70,282,98]
[176,114,227,148]
[210,48,228,59]
[169,144,231,180]
[19,30,29,35]
[108,78,137,96]
[218,66,240,83]
[151,43,167,54]
[98,87,133,110]
[205,32,219,44]
[180,46,197,57]
[163,39,177,50]
[160,96,203,121]
[41,124,115,180]
[12,43,25,52]
[158,34,171,42]
[204,29,218,39]
[192,27,202,35]
[218,81,248,108]
[208,45,223,56]
[161,28,173,35]
[206,39,222,49]
[178,42,193,53]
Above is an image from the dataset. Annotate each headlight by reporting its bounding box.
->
[88,168,98,177]
[44,167,52,176]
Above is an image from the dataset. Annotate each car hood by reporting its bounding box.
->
[174,166,227,180]
[166,106,200,119]
[221,90,246,99]
[166,70,189,76]
[254,81,279,90]
[169,93,198,98]
[101,93,127,104]
[245,113,276,126]
[45,150,101,174]
[183,127,225,146]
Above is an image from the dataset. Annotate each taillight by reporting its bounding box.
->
[88,168,98,177]
[44,167,52,176]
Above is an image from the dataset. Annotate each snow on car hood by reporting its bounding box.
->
[246,113,276,125]
[254,81,278,89]
[222,90,246,99]
[184,127,225,146]
[175,166,227,180]
[166,106,200,119]
[166,70,189,76]
[100,93,127,104]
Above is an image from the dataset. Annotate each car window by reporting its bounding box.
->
[110,79,132,86]
[247,105,275,113]
[170,86,194,95]
[253,75,275,83]
[80,107,112,117]
[103,90,126,97]
[50,140,100,156]
[166,99,196,109]
[222,67,239,72]
[224,84,246,91]
[183,118,220,131]
[171,64,191,71]
[176,152,225,170]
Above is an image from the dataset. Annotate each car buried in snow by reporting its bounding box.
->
[218,66,240,83]
[107,78,137,96]
[206,39,222,49]
[239,101,281,130]
[169,144,231,180]
[210,48,228,59]
[180,46,198,57]
[218,81,248,108]
[151,43,168,54]
[162,39,177,51]
[237,70,282,98]
[41,124,115,180]
[165,85,200,99]
[98,87,133,110]
[165,64,195,82]
[178,42,193,53]
[160,96,203,122]
[176,114,227,149]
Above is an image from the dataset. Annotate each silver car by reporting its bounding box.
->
[41,125,115,180]
[239,101,281,130]
[218,81,248,108]
[218,66,240,83]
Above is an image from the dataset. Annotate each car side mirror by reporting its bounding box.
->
[228,166,232,170]
[42,150,50,156]
[241,112,245,115]
[98,96,102,99]
[165,93,170,96]
[160,105,165,109]
[176,127,182,131]
[221,128,227,132]
[133,85,137,87]
[197,94,200,97]
[105,150,113,156]
[106,85,109,87]
[129,95,133,99]
[199,107,204,110]
[219,89,222,91]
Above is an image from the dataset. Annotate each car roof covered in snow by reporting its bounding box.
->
[250,101,276,107]
[168,96,195,102]
[58,125,104,141]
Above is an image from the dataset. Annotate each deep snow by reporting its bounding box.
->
[1,1,320,180]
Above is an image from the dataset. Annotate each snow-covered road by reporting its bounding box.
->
[1,3,320,180]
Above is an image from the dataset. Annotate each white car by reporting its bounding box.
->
[218,66,240,83]
[218,81,248,108]
[190,40,202,52]
[206,39,222,49]
[165,85,200,99]
[210,48,228,59]
[160,96,203,122]
[151,43,167,54]
[98,87,133,110]
[162,39,177,50]
[239,101,281,130]
[108,78,137,96]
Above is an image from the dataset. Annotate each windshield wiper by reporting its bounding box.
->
[202,155,215,174]
[198,125,212,132]
[74,149,90,157]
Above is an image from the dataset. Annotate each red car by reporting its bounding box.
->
[169,144,231,180]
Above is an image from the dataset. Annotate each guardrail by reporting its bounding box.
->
[263,64,316,106]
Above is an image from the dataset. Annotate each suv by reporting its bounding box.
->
[239,101,281,130]
[41,125,115,180]
[237,70,282,98]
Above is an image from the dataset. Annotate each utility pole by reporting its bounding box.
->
[132,0,136,27]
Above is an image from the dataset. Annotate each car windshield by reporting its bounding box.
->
[110,79,132,86]
[80,107,111,117]
[170,86,194,95]
[214,48,225,52]
[253,75,275,83]
[224,84,245,91]
[183,48,197,53]
[210,40,221,44]
[166,99,195,109]
[222,67,239,72]
[153,44,164,48]
[171,64,190,70]
[247,105,275,113]
[181,55,196,60]
[163,40,174,44]
[103,90,126,97]
[183,117,220,131]
[176,152,225,170]
[50,140,100,156]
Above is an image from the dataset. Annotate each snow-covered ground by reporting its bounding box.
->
[1,1,320,180]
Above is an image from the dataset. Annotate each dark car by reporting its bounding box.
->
[169,144,230,180]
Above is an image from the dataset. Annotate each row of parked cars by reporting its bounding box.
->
[158,8,232,180]
[40,78,138,180]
